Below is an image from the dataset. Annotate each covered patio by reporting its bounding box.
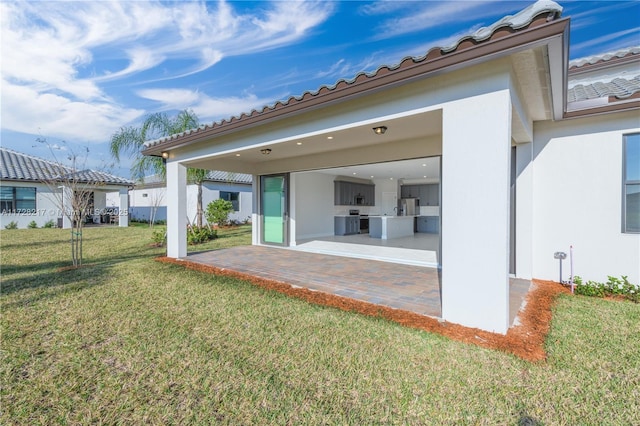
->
[185,246,531,327]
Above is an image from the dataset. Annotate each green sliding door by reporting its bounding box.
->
[261,174,288,245]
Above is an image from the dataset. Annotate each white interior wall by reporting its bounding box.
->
[292,172,335,241]
[532,111,640,284]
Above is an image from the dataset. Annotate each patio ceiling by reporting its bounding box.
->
[183,108,443,175]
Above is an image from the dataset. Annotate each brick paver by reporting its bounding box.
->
[186,246,530,324]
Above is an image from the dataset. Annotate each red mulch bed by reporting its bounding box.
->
[156,257,570,362]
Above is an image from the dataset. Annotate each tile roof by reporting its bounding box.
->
[138,171,252,186]
[144,0,564,152]
[569,46,640,70]
[568,76,640,102]
[205,170,252,184]
[0,147,133,186]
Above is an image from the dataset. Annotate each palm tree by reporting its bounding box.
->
[110,109,209,226]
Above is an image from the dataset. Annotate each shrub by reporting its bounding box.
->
[187,226,217,245]
[28,220,38,229]
[4,221,18,229]
[151,229,166,247]
[573,275,639,303]
[205,199,234,226]
[43,220,55,228]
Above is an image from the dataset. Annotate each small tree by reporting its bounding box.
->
[148,189,165,227]
[38,139,107,267]
[205,199,234,227]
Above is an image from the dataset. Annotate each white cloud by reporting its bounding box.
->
[0,1,333,143]
[366,1,518,40]
[0,78,143,143]
[136,88,272,123]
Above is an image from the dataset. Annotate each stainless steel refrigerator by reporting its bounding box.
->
[401,198,418,216]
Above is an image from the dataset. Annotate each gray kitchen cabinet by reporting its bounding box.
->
[334,181,375,206]
[401,184,419,199]
[401,184,438,205]
[416,216,439,233]
[334,216,360,235]
[422,184,439,206]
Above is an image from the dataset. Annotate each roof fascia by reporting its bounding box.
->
[569,53,640,76]
[563,98,640,119]
[143,17,570,157]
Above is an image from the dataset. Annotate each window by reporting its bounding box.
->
[624,133,640,233]
[0,186,36,212]
[220,191,240,211]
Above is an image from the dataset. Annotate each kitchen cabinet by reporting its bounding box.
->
[416,216,439,233]
[334,181,375,206]
[334,216,360,235]
[401,184,439,206]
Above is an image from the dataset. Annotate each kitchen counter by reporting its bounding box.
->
[369,215,415,239]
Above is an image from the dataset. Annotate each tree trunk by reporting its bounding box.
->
[196,182,203,228]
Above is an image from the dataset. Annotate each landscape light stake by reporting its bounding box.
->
[554,251,567,284]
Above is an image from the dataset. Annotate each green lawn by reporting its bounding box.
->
[1,226,639,424]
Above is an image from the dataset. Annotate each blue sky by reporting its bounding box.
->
[1,0,639,178]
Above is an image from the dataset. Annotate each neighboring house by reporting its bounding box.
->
[143,1,639,334]
[0,148,132,229]
[106,171,253,224]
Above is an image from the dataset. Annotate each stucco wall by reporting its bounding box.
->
[1,183,124,229]
[0,182,60,228]
[119,182,253,225]
[531,111,640,284]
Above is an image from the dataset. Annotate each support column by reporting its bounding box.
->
[118,189,129,227]
[167,161,187,258]
[252,175,260,246]
[441,90,511,334]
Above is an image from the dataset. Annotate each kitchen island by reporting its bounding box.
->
[369,215,415,239]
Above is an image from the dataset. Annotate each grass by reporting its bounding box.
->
[1,226,639,424]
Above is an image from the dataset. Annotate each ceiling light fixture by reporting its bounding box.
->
[235,154,241,157]
[260,148,272,155]
[296,142,302,145]
[327,136,333,140]
[372,126,387,135]
[161,151,169,159]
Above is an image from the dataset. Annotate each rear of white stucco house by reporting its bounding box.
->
[143,1,639,334]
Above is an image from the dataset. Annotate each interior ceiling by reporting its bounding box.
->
[185,109,443,176]
[310,156,440,182]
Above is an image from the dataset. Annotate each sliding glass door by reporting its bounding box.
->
[261,174,288,245]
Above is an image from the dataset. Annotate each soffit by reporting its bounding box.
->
[511,47,552,121]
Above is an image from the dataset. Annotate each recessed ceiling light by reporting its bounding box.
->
[296,142,302,145]
[423,175,427,178]
[370,175,374,178]
[235,154,241,157]
[352,172,357,175]
[422,164,427,167]
[327,136,333,140]
[389,177,393,180]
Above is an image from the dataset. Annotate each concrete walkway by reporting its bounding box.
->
[186,246,530,326]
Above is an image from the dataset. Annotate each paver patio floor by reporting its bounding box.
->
[186,246,530,326]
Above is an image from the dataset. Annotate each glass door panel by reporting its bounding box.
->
[261,175,287,245]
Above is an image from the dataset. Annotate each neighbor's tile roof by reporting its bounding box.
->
[0,147,133,186]
[138,171,252,186]
[569,46,640,70]
[144,0,564,151]
[567,76,640,102]
[205,170,252,184]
